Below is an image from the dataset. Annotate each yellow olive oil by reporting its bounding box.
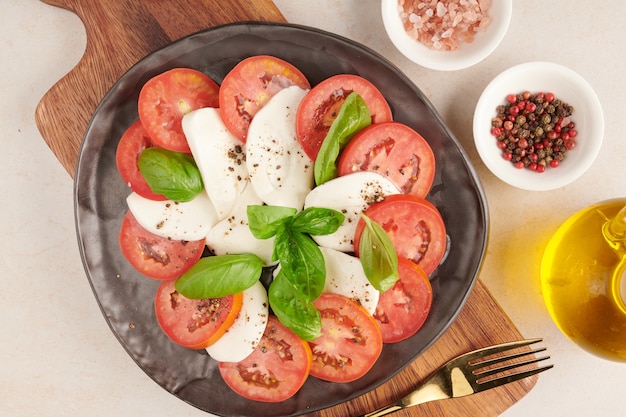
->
[541,199,626,361]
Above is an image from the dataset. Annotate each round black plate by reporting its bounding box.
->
[74,22,488,417]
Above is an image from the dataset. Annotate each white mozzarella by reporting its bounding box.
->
[304,171,400,252]
[205,184,275,265]
[182,107,260,220]
[320,247,380,315]
[206,281,269,363]
[246,85,314,210]
[126,190,217,241]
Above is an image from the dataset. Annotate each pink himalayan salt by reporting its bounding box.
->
[398,0,492,51]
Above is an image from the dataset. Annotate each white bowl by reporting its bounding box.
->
[473,61,604,191]
[381,0,512,71]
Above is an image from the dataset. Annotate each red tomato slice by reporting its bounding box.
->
[374,258,433,343]
[218,316,312,403]
[115,120,166,201]
[354,194,446,276]
[138,68,220,153]
[308,293,382,383]
[338,121,435,198]
[218,55,310,142]
[296,74,393,160]
[154,279,243,349]
[118,211,205,280]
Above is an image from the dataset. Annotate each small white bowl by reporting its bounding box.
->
[473,61,604,191]
[381,0,512,71]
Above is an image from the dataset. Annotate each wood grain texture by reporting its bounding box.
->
[34,1,537,415]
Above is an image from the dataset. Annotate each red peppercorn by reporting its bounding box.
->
[565,139,577,150]
[509,106,519,115]
[503,151,513,161]
[529,163,538,171]
[569,129,578,138]
[550,160,559,168]
[506,94,517,104]
[526,102,537,112]
[496,141,507,150]
[545,92,555,102]
[514,161,524,169]
[536,164,546,173]
[517,138,528,149]
[491,127,502,136]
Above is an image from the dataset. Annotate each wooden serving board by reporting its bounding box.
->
[35,1,537,416]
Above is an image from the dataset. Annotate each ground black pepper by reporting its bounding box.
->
[491,91,577,172]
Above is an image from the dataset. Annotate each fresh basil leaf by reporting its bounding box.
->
[358,213,399,292]
[273,227,326,301]
[269,270,322,341]
[175,253,264,299]
[314,92,371,186]
[247,205,298,239]
[138,147,203,202]
[291,207,345,236]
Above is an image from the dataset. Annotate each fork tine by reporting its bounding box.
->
[474,363,554,392]
[455,338,545,364]
[475,354,551,380]
[471,346,547,370]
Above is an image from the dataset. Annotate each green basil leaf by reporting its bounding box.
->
[273,227,326,301]
[138,147,203,202]
[247,205,298,239]
[175,253,264,299]
[358,213,399,292]
[314,92,371,186]
[269,270,322,341]
[291,207,345,236]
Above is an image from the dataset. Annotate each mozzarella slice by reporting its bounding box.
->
[182,107,258,220]
[246,85,314,209]
[304,171,400,252]
[320,247,380,315]
[206,281,269,363]
[126,190,217,241]
[205,183,275,265]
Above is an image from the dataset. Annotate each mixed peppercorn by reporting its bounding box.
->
[491,91,577,172]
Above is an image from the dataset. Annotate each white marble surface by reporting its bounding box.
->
[2,1,625,416]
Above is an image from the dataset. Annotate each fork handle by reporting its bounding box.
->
[361,402,403,417]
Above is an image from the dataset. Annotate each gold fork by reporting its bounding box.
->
[362,338,553,417]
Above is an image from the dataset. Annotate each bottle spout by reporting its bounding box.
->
[603,204,626,251]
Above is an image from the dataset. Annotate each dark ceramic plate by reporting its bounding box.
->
[74,22,487,417]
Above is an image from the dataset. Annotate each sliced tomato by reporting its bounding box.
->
[218,55,310,142]
[338,122,435,198]
[138,68,220,153]
[374,258,433,343]
[154,279,243,349]
[354,194,446,276]
[308,293,382,383]
[115,120,166,201]
[296,74,393,160]
[218,316,312,402]
[118,211,205,280]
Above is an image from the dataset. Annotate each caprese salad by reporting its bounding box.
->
[115,55,446,402]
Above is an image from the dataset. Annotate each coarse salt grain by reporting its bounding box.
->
[398,0,492,51]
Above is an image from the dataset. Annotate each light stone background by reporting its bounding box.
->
[2,1,624,416]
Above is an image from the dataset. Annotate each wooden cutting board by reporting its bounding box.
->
[35,1,538,416]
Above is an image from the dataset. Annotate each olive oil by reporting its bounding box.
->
[541,199,626,361]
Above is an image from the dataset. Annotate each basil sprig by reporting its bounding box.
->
[138,147,203,202]
[358,213,399,292]
[247,205,345,340]
[314,92,371,186]
[268,270,322,341]
[175,253,264,299]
